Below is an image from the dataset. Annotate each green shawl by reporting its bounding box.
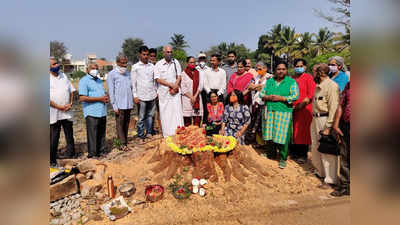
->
[265,75,296,112]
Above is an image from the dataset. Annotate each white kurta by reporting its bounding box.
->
[154,59,184,137]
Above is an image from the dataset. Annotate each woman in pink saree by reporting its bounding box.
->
[227,60,254,106]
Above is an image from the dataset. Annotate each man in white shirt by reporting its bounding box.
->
[196,52,210,124]
[154,45,184,137]
[203,54,226,102]
[49,58,76,166]
[131,46,157,143]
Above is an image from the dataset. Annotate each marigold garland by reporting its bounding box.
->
[166,135,237,155]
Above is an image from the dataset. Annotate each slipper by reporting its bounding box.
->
[279,160,287,169]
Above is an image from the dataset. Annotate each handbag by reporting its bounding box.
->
[317,132,340,155]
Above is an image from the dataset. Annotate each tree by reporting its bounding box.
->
[314,0,351,30]
[314,28,334,56]
[70,70,86,80]
[274,26,301,67]
[50,40,68,62]
[121,38,145,64]
[296,32,316,58]
[169,33,189,51]
[100,57,107,61]
[333,26,350,52]
[173,49,187,65]
[206,42,251,63]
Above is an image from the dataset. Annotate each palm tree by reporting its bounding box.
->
[274,26,300,67]
[169,33,189,51]
[314,28,334,56]
[333,26,350,52]
[296,32,316,57]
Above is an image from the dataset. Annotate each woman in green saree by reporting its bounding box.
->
[259,61,299,168]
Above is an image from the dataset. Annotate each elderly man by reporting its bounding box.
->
[131,46,157,143]
[154,45,184,137]
[79,64,109,158]
[106,54,133,150]
[49,58,76,166]
[311,63,340,189]
[328,56,349,92]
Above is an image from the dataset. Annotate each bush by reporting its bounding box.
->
[70,70,86,80]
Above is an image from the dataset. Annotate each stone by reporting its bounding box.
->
[57,159,80,168]
[77,159,98,174]
[94,192,105,200]
[85,171,94,179]
[93,164,106,183]
[75,174,87,185]
[50,176,79,202]
[80,180,103,198]
[72,212,81,221]
[81,216,89,224]
[50,208,61,217]
[50,218,60,225]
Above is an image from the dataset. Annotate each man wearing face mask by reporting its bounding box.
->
[154,45,184,137]
[106,54,133,151]
[291,59,316,164]
[49,58,76,166]
[79,64,109,158]
[328,56,349,92]
[196,52,209,125]
[310,63,340,189]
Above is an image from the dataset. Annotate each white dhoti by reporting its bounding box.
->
[158,92,183,137]
[310,117,338,184]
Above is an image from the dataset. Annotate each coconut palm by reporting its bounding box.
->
[333,26,350,52]
[314,28,334,55]
[274,26,301,66]
[169,33,189,51]
[296,32,316,57]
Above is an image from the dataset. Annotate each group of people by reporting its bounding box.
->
[49,45,350,197]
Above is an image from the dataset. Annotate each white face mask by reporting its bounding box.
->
[329,65,338,74]
[89,69,99,77]
[117,66,127,74]
[199,61,206,68]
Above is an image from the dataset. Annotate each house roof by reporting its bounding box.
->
[96,59,113,68]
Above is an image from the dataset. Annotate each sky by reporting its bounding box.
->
[1,0,346,61]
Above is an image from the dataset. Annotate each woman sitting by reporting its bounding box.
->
[220,89,251,144]
[204,90,224,136]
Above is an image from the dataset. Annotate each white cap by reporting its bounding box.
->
[198,53,206,58]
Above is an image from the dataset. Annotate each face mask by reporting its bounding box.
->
[295,67,305,74]
[199,62,206,68]
[89,69,99,77]
[187,64,196,70]
[117,66,127,74]
[50,65,60,74]
[230,95,238,103]
[164,54,172,61]
[258,69,266,75]
[329,65,338,74]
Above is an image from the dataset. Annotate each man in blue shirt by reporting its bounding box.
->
[79,64,109,158]
[106,54,134,150]
[328,56,349,92]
